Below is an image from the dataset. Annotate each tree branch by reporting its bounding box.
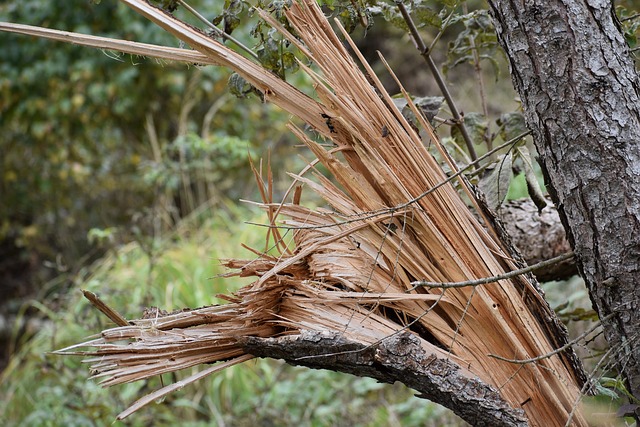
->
[410,252,574,290]
[239,330,529,427]
[395,0,479,163]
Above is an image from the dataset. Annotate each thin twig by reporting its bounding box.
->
[621,12,640,22]
[427,4,458,53]
[395,0,478,164]
[176,0,258,60]
[248,130,530,232]
[463,2,491,151]
[409,251,574,290]
[489,313,615,364]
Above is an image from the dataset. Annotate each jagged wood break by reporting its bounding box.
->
[6,0,589,424]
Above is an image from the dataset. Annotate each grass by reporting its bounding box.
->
[0,205,465,427]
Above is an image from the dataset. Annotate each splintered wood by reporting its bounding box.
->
[50,0,587,424]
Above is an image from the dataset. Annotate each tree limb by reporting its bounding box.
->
[239,330,529,427]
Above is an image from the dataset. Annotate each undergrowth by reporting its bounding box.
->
[0,206,465,427]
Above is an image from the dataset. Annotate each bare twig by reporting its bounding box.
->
[489,313,615,364]
[428,5,458,53]
[621,12,640,22]
[409,251,574,290]
[247,130,530,232]
[395,0,479,164]
[176,0,258,60]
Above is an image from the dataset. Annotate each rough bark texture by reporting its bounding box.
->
[488,0,640,402]
[240,331,528,427]
[499,199,576,282]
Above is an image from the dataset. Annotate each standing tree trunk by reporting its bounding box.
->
[488,0,640,407]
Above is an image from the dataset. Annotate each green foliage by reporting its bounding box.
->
[584,377,639,423]
[0,2,167,257]
[211,0,244,35]
[87,227,118,248]
[479,152,513,210]
[451,111,487,146]
[496,112,528,142]
[554,304,599,323]
[228,72,257,98]
[444,9,501,76]
[598,377,639,403]
[141,133,257,203]
[0,0,295,273]
[149,0,181,13]
[393,96,444,128]
[369,0,454,32]
[616,4,640,49]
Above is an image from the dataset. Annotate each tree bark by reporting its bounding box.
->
[499,199,576,282]
[488,0,640,405]
[240,331,528,426]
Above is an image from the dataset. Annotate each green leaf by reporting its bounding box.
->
[497,112,528,142]
[443,10,500,75]
[599,377,637,401]
[149,0,179,12]
[228,73,256,98]
[616,5,640,49]
[480,152,513,211]
[413,96,444,123]
[87,227,117,246]
[223,0,244,35]
[414,5,442,28]
[556,307,599,322]
[370,2,409,31]
[594,383,620,400]
[338,5,359,34]
[451,112,487,146]
[516,146,548,212]
[257,37,281,70]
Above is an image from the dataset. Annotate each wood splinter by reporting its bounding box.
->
[82,290,129,327]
